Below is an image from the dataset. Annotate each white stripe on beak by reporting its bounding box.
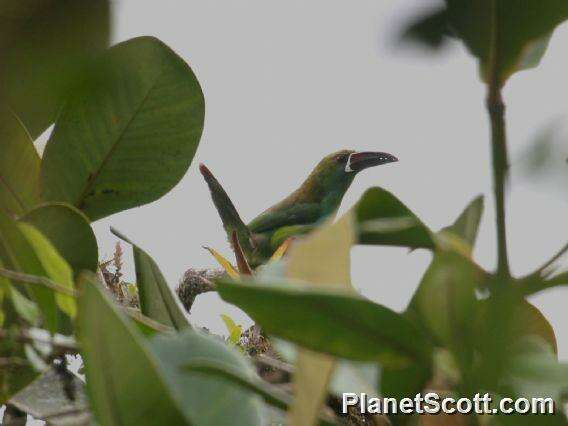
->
[345,153,355,173]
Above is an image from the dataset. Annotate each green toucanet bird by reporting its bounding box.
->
[200,150,398,267]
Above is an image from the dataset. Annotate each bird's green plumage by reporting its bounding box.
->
[200,149,397,267]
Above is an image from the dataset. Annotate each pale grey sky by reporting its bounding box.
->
[89,0,567,356]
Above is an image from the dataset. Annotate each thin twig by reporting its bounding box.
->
[0,268,78,297]
[535,241,568,275]
[255,353,294,375]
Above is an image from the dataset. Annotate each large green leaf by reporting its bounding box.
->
[133,244,190,331]
[0,0,111,138]
[407,252,480,353]
[40,36,205,221]
[402,0,568,83]
[77,272,262,425]
[218,280,433,366]
[0,107,40,216]
[21,203,98,275]
[149,332,263,426]
[354,187,435,249]
[76,272,188,425]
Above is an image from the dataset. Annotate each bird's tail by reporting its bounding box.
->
[199,164,255,261]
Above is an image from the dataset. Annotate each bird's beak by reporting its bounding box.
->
[345,151,398,173]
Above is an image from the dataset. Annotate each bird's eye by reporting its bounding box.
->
[335,154,347,163]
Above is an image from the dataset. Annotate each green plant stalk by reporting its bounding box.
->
[486,0,510,280]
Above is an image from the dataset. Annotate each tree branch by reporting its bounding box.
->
[0,268,78,297]
[486,0,510,280]
[176,268,223,313]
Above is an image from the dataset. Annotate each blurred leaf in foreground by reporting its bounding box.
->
[76,271,189,425]
[149,331,263,425]
[78,272,263,425]
[0,0,111,138]
[514,121,568,194]
[0,107,40,217]
[282,214,355,426]
[400,0,568,83]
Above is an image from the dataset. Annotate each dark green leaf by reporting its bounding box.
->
[354,187,435,249]
[21,203,98,275]
[40,36,205,221]
[76,271,189,425]
[133,246,190,331]
[0,107,40,216]
[112,227,190,331]
[401,0,568,83]
[218,280,433,366]
[0,0,111,138]
[401,6,451,49]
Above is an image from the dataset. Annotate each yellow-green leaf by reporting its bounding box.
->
[18,223,76,318]
[204,246,239,280]
[221,314,243,345]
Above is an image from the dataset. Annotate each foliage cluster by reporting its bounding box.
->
[1,1,567,425]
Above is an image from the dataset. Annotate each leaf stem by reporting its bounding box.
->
[486,0,510,280]
[0,267,78,297]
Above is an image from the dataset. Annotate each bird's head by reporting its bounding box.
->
[303,149,398,203]
[315,149,398,182]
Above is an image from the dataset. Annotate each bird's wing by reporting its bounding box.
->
[269,224,316,250]
[248,203,321,234]
[199,164,254,258]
